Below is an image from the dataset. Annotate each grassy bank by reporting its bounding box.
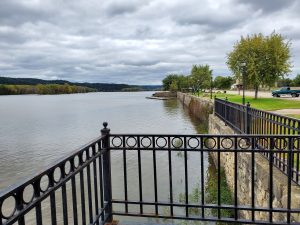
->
[193,92,300,111]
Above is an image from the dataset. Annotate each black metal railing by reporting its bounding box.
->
[215,98,300,185]
[1,123,300,225]
[0,124,111,225]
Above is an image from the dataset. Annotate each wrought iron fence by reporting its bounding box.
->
[214,97,300,136]
[215,97,300,184]
[0,125,111,225]
[1,123,300,225]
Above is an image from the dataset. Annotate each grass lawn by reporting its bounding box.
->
[194,92,300,111]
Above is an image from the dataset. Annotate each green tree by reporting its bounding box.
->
[293,74,300,87]
[214,76,234,90]
[162,74,190,91]
[227,32,291,98]
[190,64,212,95]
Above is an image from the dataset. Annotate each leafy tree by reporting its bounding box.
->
[277,77,294,87]
[214,76,234,90]
[293,74,300,87]
[162,74,190,91]
[227,32,291,98]
[190,64,212,95]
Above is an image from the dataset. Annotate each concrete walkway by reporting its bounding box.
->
[270,109,300,115]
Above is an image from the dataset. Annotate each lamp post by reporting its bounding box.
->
[240,62,246,105]
[210,76,213,99]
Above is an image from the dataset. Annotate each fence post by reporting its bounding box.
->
[245,102,251,134]
[224,97,228,126]
[101,122,113,223]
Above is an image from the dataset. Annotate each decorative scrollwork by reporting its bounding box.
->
[238,138,251,149]
[255,138,269,150]
[126,136,137,148]
[156,137,167,148]
[274,138,288,150]
[221,137,233,150]
[141,136,152,148]
[172,137,183,149]
[1,196,16,219]
[112,136,122,148]
[204,137,216,149]
[22,184,34,204]
[187,137,200,149]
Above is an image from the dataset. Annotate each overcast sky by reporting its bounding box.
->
[0,0,300,84]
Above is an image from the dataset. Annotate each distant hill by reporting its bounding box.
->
[0,77,162,92]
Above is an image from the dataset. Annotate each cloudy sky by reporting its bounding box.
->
[0,0,300,84]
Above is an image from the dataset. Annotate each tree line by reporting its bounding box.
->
[163,32,295,99]
[162,65,234,93]
[0,76,161,92]
[0,84,96,95]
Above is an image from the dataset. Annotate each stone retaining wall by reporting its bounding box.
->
[209,115,300,223]
[177,92,213,122]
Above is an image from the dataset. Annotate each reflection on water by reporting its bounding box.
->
[0,92,230,224]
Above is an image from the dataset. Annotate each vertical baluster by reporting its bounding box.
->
[0,200,3,225]
[16,189,25,225]
[217,137,221,219]
[234,137,238,220]
[86,150,94,224]
[122,135,128,213]
[168,136,173,216]
[287,137,293,223]
[279,117,283,170]
[71,158,79,225]
[98,144,104,221]
[269,137,274,223]
[137,136,143,214]
[34,179,43,225]
[251,137,256,222]
[152,136,158,215]
[296,121,300,184]
[184,137,188,217]
[60,165,68,225]
[79,152,86,225]
[92,145,99,225]
[49,171,57,225]
[200,137,205,219]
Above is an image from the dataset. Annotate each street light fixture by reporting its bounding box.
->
[240,62,246,105]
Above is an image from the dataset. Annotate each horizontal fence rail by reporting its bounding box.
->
[1,123,300,225]
[215,98,300,184]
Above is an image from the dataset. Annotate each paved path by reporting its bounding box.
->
[270,109,300,115]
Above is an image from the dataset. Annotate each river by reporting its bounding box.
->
[0,92,223,225]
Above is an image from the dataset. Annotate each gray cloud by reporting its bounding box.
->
[0,0,299,84]
[238,0,296,13]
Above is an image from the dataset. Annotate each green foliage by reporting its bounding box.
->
[227,32,292,98]
[190,64,212,94]
[0,76,161,92]
[162,74,190,91]
[206,164,234,220]
[214,76,234,90]
[293,74,300,86]
[0,84,96,95]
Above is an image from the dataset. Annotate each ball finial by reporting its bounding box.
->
[103,122,108,128]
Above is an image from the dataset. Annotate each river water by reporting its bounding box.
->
[0,92,221,225]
